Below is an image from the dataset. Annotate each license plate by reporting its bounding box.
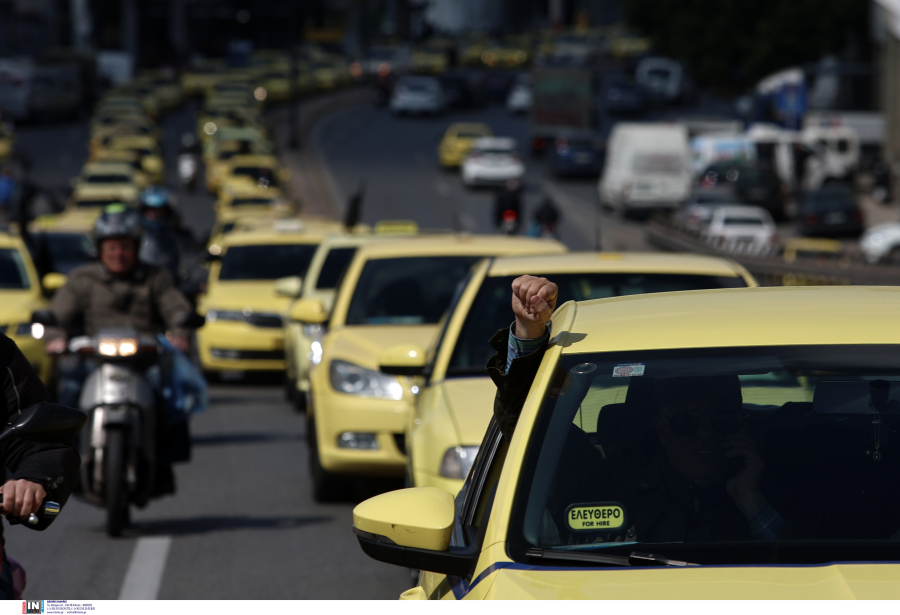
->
[825,212,846,224]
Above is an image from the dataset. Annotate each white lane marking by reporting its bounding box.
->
[118,536,172,600]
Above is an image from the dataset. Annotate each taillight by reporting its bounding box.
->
[502,209,518,222]
[804,214,818,225]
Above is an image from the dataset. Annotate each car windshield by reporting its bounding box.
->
[232,167,277,185]
[36,233,95,271]
[231,198,275,207]
[219,243,318,280]
[315,247,356,290]
[0,249,29,289]
[634,154,684,175]
[510,344,900,566]
[447,273,746,376]
[346,256,482,325]
[805,191,854,211]
[722,216,765,226]
[86,174,130,184]
[76,199,120,208]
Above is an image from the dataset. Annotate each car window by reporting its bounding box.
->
[509,344,900,566]
[722,217,765,226]
[447,273,746,377]
[76,199,120,208]
[0,249,30,289]
[346,256,482,326]
[634,154,684,175]
[232,167,277,186]
[86,174,131,184]
[219,243,318,281]
[315,247,357,290]
[231,198,275,207]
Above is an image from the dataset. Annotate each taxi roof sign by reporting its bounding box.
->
[374,220,419,235]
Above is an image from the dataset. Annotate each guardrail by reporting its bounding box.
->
[645,220,900,286]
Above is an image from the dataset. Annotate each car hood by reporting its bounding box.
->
[482,562,900,599]
[440,377,496,446]
[0,292,41,325]
[202,280,290,314]
[325,324,437,371]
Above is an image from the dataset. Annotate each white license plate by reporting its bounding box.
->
[825,212,846,224]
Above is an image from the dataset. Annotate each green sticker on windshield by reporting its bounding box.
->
[566,503,626,532]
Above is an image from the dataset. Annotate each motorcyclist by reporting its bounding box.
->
[44,205,194,494]
[493,179,522,232]
[137,187,206,302]
[0,332,79,598]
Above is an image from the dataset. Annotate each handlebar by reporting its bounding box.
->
[0,494,61,526]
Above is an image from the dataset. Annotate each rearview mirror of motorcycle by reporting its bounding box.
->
[31,310,59,327]
[0,403,87,444]
[179,311,206,329]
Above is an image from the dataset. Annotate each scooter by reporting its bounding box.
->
[0,401,87,597]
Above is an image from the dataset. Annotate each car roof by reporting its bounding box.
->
[353,234,566,260]
[82,162,134,174]
[227,154,279,166]
[487,252,747,278]
[222,219,344,246]
[558,286,900,355]
[472,136,516,149]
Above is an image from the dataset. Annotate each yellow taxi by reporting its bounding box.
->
[304,235,566,501]
[205,208,299,257]
[480,42,530,68]
[140,72,183,111]
[69,164,140,206]
[412,47,449,74]
[459,35,490,67]
[197,218,345,375]
[214,183,290,219]
[214,154,289,195]
[438,123,494,169]
[407,252,758,494]
[89,121,161,159]
[355,285,900,599]
[0,123,15,163]
[0,231,53,383]
[25,210,97,290]
[197,107,261,147]
[279,233,402,411]
[100,135,164,185]
[181,61,226,96]
[256,63,292,102]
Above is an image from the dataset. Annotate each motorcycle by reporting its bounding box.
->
[498,208,520,235]
[0,401,86,597]
[36,312,205,537]
[177,153,198,192]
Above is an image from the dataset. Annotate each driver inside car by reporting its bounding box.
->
[487,275,797,544]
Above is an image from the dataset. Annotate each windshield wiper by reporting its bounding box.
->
[526,548,698,567]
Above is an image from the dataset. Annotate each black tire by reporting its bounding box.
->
[105,428,129,537]
[307,416,350,502]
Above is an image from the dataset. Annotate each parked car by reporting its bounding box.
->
[635,56,695,104]
[860,222,900,264]
[389,76,446,115]
[796,186,864,237]
[675,189,739,232]
[702,162,786,219]
[548,130,604,178]
[703,205,778,254]
[461,137,524,187]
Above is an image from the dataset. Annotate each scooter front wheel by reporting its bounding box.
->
[105,428,129,537]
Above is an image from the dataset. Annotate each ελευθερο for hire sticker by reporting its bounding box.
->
[566,503,626,531]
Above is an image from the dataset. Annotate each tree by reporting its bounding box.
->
[624,0,869,88]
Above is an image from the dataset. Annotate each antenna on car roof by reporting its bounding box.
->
[344,180,365,231]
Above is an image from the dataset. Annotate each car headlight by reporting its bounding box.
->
[206,309,244,323]
[329,359,402,400]
[303,324,322,338]
[440,446,479,479]
[15,323,44,339]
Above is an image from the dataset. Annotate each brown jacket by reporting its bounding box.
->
[47,262,192,341]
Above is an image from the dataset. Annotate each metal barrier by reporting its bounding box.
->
[645,220,900,287]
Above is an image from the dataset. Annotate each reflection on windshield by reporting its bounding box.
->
[512,345,900,565]
[0,249,29,289]
[447,274,746,376]
[219,243,318,280]
[346,256,481,325]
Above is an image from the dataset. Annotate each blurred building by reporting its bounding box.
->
[873,0,900,165]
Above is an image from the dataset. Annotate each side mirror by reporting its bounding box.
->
[0,402,87,444]
[379,343,426,376]
[353,487,476,576]
[274,276,303,298]
[42,273,67,293]
[289,298,327,324]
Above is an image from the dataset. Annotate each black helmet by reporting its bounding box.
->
[94,203,142,247]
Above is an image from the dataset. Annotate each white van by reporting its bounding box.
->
[635,57,693,103]
[598,122,692,215]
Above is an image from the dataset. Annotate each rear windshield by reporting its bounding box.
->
[86,174,130,184]
[0,249,30,289]
[219,243,318,281]
[315,247,356,290]
[35,233,95,272]
[76,199,120,208]
[232,167,277,186]
[804,191,855,211]
[634,154,684,175]
[346,256,481,325]
[722,217,765,226]
[447,273,745,376]
[231,198,275,207]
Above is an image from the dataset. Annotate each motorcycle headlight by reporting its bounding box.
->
[329,359,402,400]
[439,446,479,479]
[206,309,244,323]
[303,323,322,338]
[16,323,44,339]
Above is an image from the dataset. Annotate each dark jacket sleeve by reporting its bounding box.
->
[47,269,88,342]
[0,335,80,530]
[485,327,549,442]
[151,267,193,338]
